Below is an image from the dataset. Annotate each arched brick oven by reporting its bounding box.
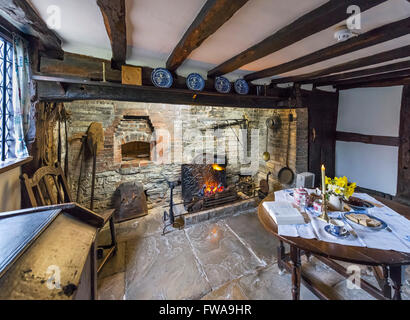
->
[113,115,155,168]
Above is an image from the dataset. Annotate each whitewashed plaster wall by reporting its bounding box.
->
[335,86,403,195]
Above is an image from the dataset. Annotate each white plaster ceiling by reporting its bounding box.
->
[28,0,410,84]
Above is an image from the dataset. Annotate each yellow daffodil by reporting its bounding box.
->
[325,176,357,200]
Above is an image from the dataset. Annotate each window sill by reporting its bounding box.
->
[0,157,33,175]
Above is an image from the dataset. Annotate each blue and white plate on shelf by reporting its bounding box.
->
[186,73,205,91]
[151,68,173,88]
[234,79,249,95]
[214,76,231,94]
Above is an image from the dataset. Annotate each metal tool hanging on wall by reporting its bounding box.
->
[277,90,298,185]
[76,122,104,210]
[263,114,282,162]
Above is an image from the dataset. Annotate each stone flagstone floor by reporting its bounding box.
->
[97,207,410,300]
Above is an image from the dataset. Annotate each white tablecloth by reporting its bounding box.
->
[273,190,410,254]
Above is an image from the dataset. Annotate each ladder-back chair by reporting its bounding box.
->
[22,163,117,273]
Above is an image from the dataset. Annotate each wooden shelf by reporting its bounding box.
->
[33,73,293,109]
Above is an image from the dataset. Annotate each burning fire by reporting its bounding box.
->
[212,164,225,171]
[203,182,224,197]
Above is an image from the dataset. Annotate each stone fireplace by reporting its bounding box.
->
[63,101,308,218]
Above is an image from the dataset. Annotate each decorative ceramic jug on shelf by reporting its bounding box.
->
[328,194,344,211]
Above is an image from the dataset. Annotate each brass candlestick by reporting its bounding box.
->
[318,193,330,223]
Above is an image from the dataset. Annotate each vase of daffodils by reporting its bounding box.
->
[325,176,357,211]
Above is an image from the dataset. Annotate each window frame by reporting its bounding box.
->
[0,29,13,163]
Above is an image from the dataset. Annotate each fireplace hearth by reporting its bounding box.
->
[186,187,238,213]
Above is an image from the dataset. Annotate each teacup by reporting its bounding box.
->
[329,219,346,236]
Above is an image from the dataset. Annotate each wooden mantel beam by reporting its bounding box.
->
[245,17,410,81]
[166,0,249,72]
[35,77,291,109]
[0,0,63,59]
[96,0,127,70]
[208,0,387,78]
[270,45,410,85]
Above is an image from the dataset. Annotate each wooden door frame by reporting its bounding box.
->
[306,89,339,184]
[397,85,410,198]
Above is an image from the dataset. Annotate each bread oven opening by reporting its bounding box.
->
[121,141,151,162]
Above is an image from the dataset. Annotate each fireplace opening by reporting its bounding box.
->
[182,154,238,213]
[121,141,151,162]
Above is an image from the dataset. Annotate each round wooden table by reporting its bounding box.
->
[258,193,410,300]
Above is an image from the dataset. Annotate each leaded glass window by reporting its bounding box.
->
[0,36,13,162]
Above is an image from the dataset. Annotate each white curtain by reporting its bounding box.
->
[10,34,34,159]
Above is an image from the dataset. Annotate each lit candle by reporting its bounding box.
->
[321,165,326,196]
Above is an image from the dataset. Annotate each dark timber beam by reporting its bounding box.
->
[208,0,387,78]
[35,79,292,109]
[39,52,293,97]
[337,77,410,90]
[397,85,410,198]
[313,60,410,85]
[245,17,410,81]
[166,0,249,72]
[320,69,410,87]
[97,0,127,70]
[40,52,122,82]
[336,132,400,147]
[270,45,410,84]
[0,0,63,59]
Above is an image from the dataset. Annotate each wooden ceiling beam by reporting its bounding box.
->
[97,0,127,70]
[270,45,410,84]
[313,60,410,85]
[325,69,410,87]
[166,0,249,72]
[337,77,410,90]
[208,0,387,78]
[245,17,410,82]
[0,0,63,59]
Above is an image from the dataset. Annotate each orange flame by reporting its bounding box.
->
[204,182,224,197]
[212,164,225,171]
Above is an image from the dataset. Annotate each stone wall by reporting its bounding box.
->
[258,108,309,191]
[63,100,308,212]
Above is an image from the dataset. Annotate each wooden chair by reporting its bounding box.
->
[21,163,117,274]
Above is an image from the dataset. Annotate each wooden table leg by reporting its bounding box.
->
[381,266,392,299]
[372,266,391,299]
[290,245,301,300]
[277,241,285,273]
[90,241,97,300]
[390,266,403,300]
